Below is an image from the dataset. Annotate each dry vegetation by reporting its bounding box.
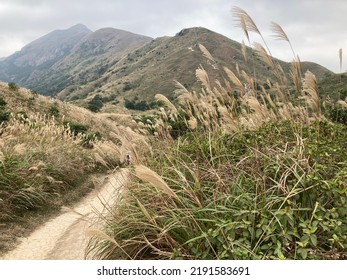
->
[87,7,347,260]
[0,82,148,253]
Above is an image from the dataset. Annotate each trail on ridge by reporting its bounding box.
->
[0,169,128,260]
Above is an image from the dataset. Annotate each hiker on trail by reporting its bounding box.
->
[126,152,132,166]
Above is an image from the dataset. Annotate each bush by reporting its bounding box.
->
[48,104,60,117]
[8,82,19,91]
[0,111,10,123]
[0,97,7,107]
[326,103,347,124]
[124,98,150,111]
[123,83,133,92]
[0,97,10,124]
[87,95,104,112]
[63,121,89,135]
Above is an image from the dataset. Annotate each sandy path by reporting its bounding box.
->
[0,169,128,260]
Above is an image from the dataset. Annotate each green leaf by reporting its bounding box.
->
[310,234,318,247]
[298,248,308,259]
[310,226,318,234]
[276,249,286,260]
[256,228,263,238]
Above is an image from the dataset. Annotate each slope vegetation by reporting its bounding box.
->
[0,82,147,254]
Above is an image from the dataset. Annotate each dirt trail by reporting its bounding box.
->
[0,169,128,260]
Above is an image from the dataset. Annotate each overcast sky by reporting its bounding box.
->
[0,0,346,72]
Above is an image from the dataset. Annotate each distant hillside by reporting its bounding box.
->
[317,72,347,100]
[61,27,332,109]
[0,25,152,96]
[0,26,332,110]
[0,25,92,88]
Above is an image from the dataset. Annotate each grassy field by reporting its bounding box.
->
[86,7,347,260]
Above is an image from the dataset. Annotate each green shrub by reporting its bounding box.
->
[48,104,60,117]
[123,82,133,91]
[63,121,89,135]
[326,103,347,124]
[124,98,150,111]
[0,97,7,107]
[0,111,10,123]
[87,95,104,112]
[8,82,19,91]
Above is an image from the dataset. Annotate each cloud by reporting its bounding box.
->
[0,0,346,72]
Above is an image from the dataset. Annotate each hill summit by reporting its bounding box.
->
[0,25,332,110]
[0,25,152,96]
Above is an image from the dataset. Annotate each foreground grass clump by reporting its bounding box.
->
[0,112,126,253]
[88,121,346,259]
[0,113,121,222]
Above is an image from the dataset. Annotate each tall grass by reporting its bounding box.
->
[0,83,148,253]
[88,122,347,259]
[0,112,123,221]
[87,7,347,260]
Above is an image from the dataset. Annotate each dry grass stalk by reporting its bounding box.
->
[223,67,245,94]
[155,94,177,113]
[187,117,198,130]
[232,6,261,36]
[337,100,347,108]
[174,80,190,96]
[270,21,295,57]
[136,199,157,225]
[302,71,321,118]
[134,165,178,199]
[254,42,275,69]
[199,44,216,65]
[196,67,212,92]
[291,60,301,95]
[87,228,132,259]
[232,6,273,60]
[241,40,247,62]
[270,22,289,42]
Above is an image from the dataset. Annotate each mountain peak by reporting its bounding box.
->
[175,27,213,37]
[67,24,92,33]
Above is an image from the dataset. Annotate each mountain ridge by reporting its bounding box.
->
[61,26,332,110]
[0,25,152,96]
[0,25,333,110]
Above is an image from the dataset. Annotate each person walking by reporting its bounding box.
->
[126,152,132,166]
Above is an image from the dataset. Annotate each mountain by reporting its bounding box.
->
[60,27,332,108]
[0,25,332,110]
[0,25,152,96]
[0,24,92,85]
